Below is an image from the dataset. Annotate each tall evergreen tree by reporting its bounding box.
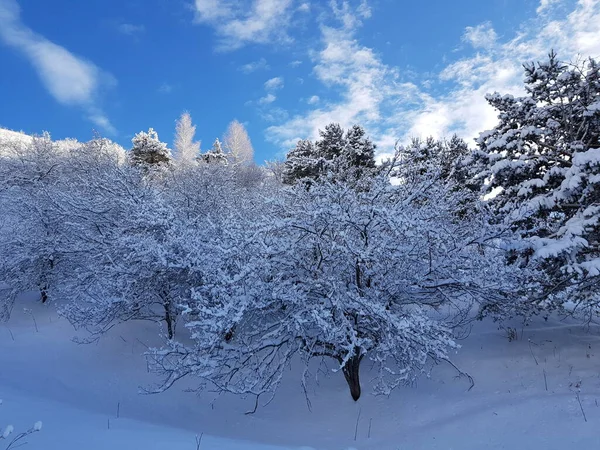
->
[468,51,600,316]
[282,139,322,185]
[130,128,172,167]
[282,123,377,185]
[201,138,228,165]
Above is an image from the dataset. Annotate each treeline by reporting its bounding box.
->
[0,52,598,403]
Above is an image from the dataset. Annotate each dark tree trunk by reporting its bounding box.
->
[40,287,48,304]
[162,294,174,339]
[342,351,363,401]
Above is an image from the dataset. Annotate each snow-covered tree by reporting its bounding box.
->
[149,166,522,402]
[468,52,600,318]
[394,136,470,183]
[282,124,377,185]
[0,133,67,317]
[174,112,201,166]
[223,120,253,166]
[282,139,323,185]
[56,159,200,340]
[130,128,172,168]
[201,138,228,165]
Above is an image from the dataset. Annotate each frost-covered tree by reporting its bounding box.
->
[394,136,470,183]
[174,112,201,166]
[149,166,521,402]
[282,124,377,185]
[468,51,600,318]
[339,124,376,179]
[282,139,323,185]
[201,138,228,165]
[56,160,200,340]
[0,134,67,317]
[130,128,172,167]
[223,120,253,166]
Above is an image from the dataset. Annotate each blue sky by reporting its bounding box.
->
[0,0,599,162]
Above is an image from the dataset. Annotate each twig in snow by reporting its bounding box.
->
[4,426,42,450]
[195,433,204,449]
[576,392,588,422]
[442,358,475,391]
[116,402,120,418]
[5,326,14,341]
[543,369,548,391]
[354,408,361,441]
[23,308,38,333]
[245,394,259,415]
[528,339,539,366]
[368,418,372,439]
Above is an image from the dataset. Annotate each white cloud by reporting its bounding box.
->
[307,95,320,104]
[0,0,116,134]
[240,57,270,73]
[88,111,117,135]
[357,0,371,19]
[298,2,310,12]
[289,59,303,67]
[158,83,173,94]
[462,22,497,50]
[259,93,277,104]
[267,1,408,150]
[264,76,284,91]
[116,23,145,36]
[267,0,600,155]
[193,0,295,51]
[537,0,560,14]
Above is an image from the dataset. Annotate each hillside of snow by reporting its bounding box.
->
[1,296,599,450]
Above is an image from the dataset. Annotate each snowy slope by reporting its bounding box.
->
[1,297,599,449]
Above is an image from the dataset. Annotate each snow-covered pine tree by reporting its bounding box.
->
[316,122,346,161]
[339,124,376,180]
[392,136,471,185]
[282,124,377,185]
[468,51,600,318]
[201,138,228,165]
[282,139,323,185]
[130,128,172,167]
[174,112,201,166]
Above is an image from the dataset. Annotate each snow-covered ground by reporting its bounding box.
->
[1,296,599,449]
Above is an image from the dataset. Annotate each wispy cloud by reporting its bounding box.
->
[116,22,145,36]
[258,93,277,104]
[267,0,600,156]
[0,0,116,134]
[158,83,174,94]
[289,59,303,68]
[307,95,320,104]
[462,22,497,50]
[264,76,284,91]
[267,1,407,150]
[193,0,296,51]
[239,57,270,73]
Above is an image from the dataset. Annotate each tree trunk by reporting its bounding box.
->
[40,287,48,304]
[342,351,363,401]
[163,296,174,340]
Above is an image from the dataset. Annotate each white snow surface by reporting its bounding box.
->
[1,298,599,449]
